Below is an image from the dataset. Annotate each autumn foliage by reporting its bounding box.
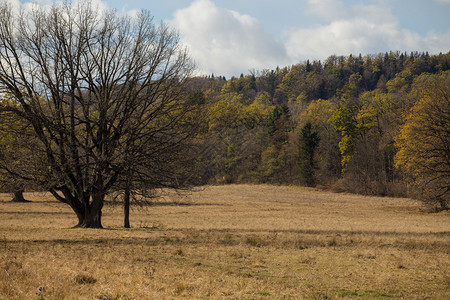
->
[185,51,450,206]
[395,71,450,210]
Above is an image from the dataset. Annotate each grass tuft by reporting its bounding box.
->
[245,235,264,247]
[75,274,97,285]
[174,248,184,256]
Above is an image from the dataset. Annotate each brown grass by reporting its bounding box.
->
[0,184,449,299]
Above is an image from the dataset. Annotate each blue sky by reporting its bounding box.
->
[111,0,450,36]
[17,0,450,77]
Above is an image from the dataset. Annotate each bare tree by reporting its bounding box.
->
[0,0,197,227]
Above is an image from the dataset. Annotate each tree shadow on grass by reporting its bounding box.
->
[0,211,73,215]
[2,228,448,252]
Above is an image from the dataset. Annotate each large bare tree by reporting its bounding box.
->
[0,0,197,227]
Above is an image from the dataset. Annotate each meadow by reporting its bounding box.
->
[0,185,449,299]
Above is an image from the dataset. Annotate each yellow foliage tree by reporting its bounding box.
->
[395,71,450,210]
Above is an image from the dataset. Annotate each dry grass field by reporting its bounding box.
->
[0,185,449,299]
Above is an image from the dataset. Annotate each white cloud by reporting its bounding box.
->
[286,0,450,61]
[171,0,289,77]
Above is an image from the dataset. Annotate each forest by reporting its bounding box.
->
[183,51,450,210]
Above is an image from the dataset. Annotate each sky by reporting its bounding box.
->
[17,0,450,77]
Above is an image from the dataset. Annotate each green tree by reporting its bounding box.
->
[329,74,362,172]
[298,122,320,187]
[267,104,290,139]
[302,99,341,184]
[258,104,296,183]
[329,106,358,172]
[204,92,272,183]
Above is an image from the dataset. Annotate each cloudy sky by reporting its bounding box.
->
[19,0,450,77]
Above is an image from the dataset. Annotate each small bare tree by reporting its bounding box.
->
[0,0,197,227]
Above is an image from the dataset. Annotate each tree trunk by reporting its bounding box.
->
[60,178,106,228]
[75,211,85,228]
[124,185,131,228]
[438,198,448,211]
[77,206,103,228]
[75,193,104,228]
[11,189,30,202]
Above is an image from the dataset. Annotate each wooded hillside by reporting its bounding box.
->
[186,51,450,209]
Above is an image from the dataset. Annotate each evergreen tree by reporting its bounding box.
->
[298,122,320,187]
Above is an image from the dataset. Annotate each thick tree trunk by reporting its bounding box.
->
[49,181,106,228]
[73,193,104,228]
[77,206,103,228]
[11,189,30,202]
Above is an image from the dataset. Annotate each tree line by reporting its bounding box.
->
[0,1,448,229]
[185,51,450,211]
